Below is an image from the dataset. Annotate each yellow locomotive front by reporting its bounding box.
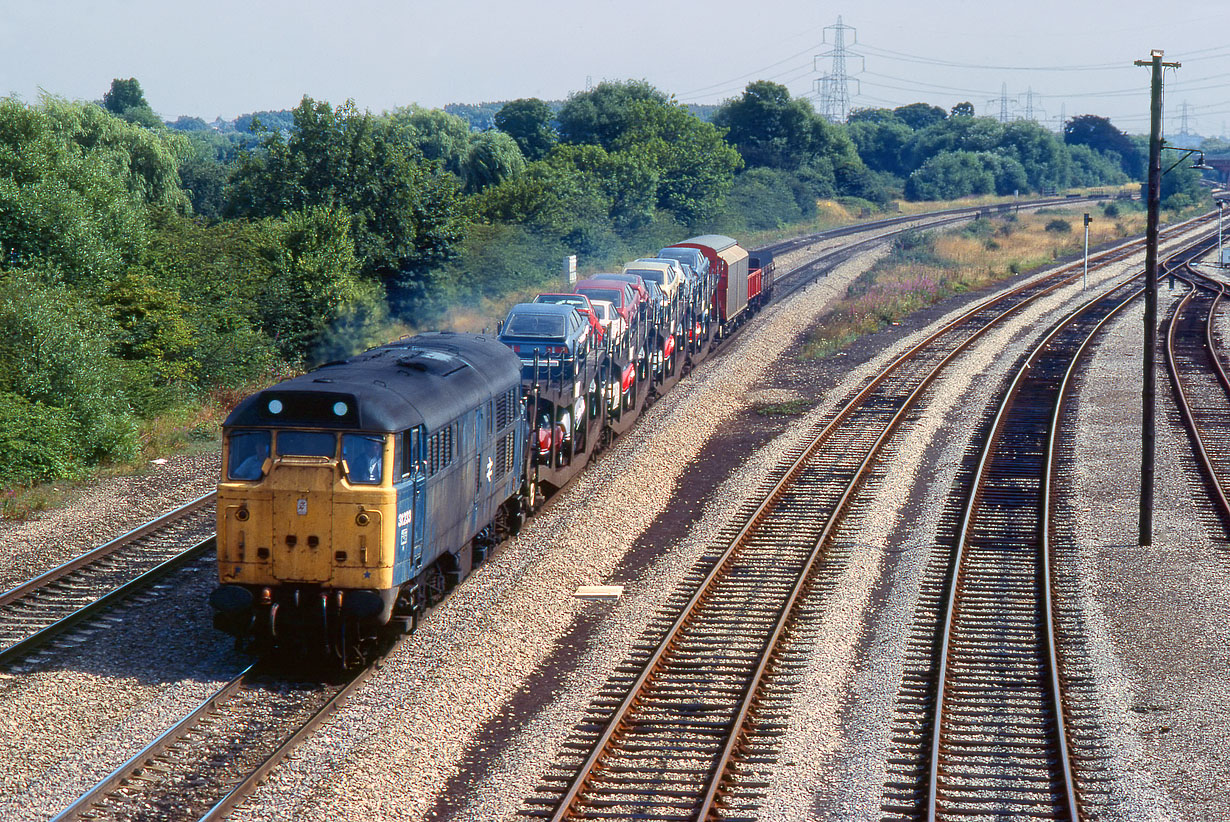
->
[212,404,406,656]
[218,427,397,587]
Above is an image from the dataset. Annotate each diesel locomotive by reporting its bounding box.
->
[210,332,528,664]
[210,235,769,665]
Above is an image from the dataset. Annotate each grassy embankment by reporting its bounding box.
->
[801,199,1152,359]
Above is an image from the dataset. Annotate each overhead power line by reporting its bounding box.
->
[856,43,1124,72]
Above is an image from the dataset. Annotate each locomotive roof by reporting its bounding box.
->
[223,332,522,434]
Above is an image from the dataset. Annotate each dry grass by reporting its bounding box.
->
[802,205,1148,359]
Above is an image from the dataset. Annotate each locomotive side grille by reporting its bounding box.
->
[495,388,515,430]
[494,432,513,479]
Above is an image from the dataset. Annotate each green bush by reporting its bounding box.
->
[1045,218,1072,233]
[0,271,139,472]
[0,393,81,485]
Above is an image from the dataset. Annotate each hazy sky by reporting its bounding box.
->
[5,1,1230,136]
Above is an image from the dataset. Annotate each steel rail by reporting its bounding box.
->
[0,535,216,666]
[925,235,1214,821]
[545,209,1175,822]
[52,656,380,822]
[0,491,215,608]
[196,660,381,822]
[758,193,1119,259]
[1163,248,1230,525]
[768,208,1216,326]
[926,286,1131,822]
[50,664,258,822]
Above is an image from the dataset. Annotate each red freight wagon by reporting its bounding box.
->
[747,249,775,311]
[675,234,750,330]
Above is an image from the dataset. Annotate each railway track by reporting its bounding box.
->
[0,493,217,666]
[1163,243,1230,528]
[50,659,374,822]
[882,235,1214,822]
[521,213,1211,821]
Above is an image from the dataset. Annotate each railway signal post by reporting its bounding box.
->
[1083,213,1091,290]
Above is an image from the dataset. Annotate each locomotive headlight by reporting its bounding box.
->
[355,511,371,527]
[236,507,250,522]
[267,399,283,414]
[333,401,349,416]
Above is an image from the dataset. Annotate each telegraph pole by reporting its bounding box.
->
[1134,49,1180,547]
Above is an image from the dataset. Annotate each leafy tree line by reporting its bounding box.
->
[0,76,1201,490]
[842,104,1138,200]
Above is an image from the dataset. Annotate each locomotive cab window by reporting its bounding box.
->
[342,433,386,485]
[227,430,271,480]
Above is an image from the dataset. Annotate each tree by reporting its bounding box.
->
[951,101,975,118]
[42,97,189,208]
[462,130,526,192]
[1063,114,1144,179]
[0,271,138,471]
[847,107,898,124]
[0,97,188,286]
[722,167,811,230]
[904,151,995,200]
[893,103,947,130]
[384,106,472,176]
[712,81,822,170]
[102,78,148,116]
[556,80,670,149]
[902,116,1004,174]
[977,152,1029,195]
[472,157,619,257]
[169,115,209,131]
[262,206,387,360]
[227,97,467,304]
[1066,144,1127,187]
[495,98,557,161]
[545,143,659,233]
[135,212,280,382]
[846,117,913,176]
[102,77,161,127]
[997,120,1070,192]
[713,81,881,201]
[612,99,742,227]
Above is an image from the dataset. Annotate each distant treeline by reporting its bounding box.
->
[0,77,1207,488]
